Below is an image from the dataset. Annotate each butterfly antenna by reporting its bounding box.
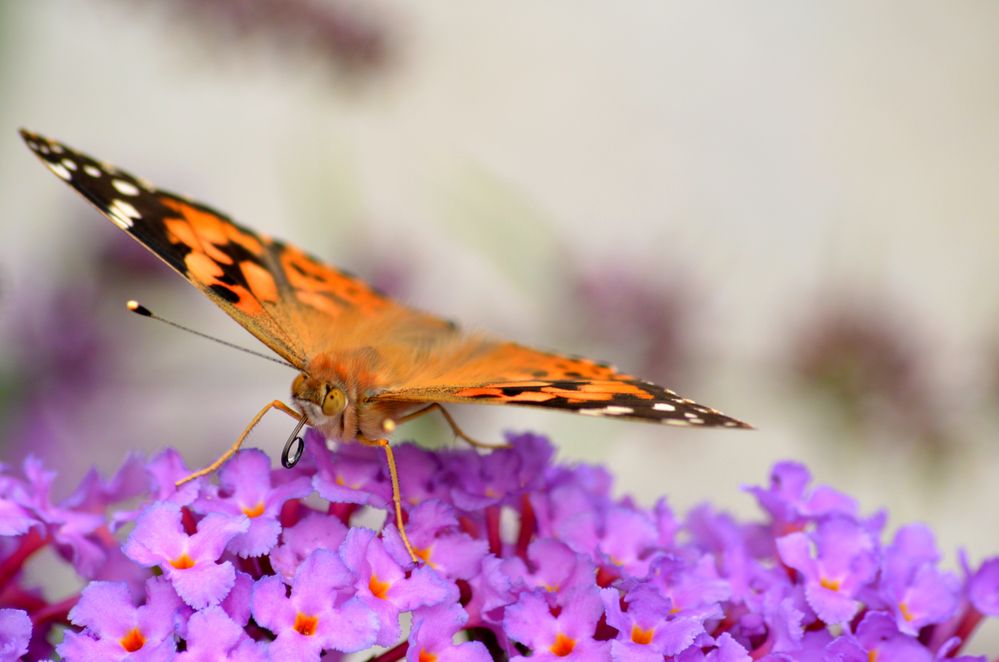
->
[126,300,296,369]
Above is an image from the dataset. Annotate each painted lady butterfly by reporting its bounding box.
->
[21,129,749,559]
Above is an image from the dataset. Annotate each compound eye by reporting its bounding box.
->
[322,386,347,417]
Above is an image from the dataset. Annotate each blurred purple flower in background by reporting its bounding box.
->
[1,432,996,660]
[572,265,698,385]
[788,296,956,458]
[127,0,393,76]
[0,228,173,466]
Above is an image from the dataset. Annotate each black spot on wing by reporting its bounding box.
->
[20,129,272,287]
[20,130,190,274]
[209,283,241,303]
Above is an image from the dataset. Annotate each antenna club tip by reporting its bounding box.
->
[127,300,152,317]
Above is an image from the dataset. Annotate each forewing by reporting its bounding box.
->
[20,129,415,367]
[372,341,751,428]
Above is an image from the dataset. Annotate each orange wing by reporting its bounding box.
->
[22,129,748,429]
[372,342,751,428]
[19,129,446,368]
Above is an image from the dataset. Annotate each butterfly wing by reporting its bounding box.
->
[22,129,748,429]
[372,341,751,428]
[20,129,432,368]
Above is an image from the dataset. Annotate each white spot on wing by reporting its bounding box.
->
[112,179,140,196]
[579,405,634,416]
[663,419,690,427]
[50,143,64,154]
[653,402,676,412]
[83,165,101,177]
[61,158,77,171]
[604,406,633,415]
[108,199,141,229]
[46,162,71,181]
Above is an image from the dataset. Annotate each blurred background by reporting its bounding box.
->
[1,1,998,649]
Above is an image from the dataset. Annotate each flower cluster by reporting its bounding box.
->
[1,430,997,660]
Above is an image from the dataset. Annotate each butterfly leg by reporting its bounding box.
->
[176,400,302,486]
[389,403,510,450]
[356,435,419,564]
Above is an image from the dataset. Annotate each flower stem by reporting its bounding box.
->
[485,505,502,556]
[31,594,79,629]
[0,528,47,588]
[372,640,408,661]
[516,494,535,561]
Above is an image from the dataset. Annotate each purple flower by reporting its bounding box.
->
[639,554,732,615]
[1,432,996,660]
[122,502,248,609]
[57,578,180,661]
[251,548,379,659]
[560,503,660,578]
[176,606,266,662]
[382,499,488,579]
[504,586,610,661]
[445,433,552,510]
[675,632,751,662]
[759,587,807,654]
[968,557,999,616]
[0,608,31,661]
[745,461,858,532]
[391,443,449,505]
[269,511,349,580]
[602,584,721,659]
[340,527,454,645]
[10,457,107,577]
[310,431,390,507]
[777,516,878,624]
[499,538,596,598]
[145,449,204,506]
[220,571,254,627]
[407,602,491,662]
[826,611,935,661]
[0,495,37,537]
[192,449,311,557]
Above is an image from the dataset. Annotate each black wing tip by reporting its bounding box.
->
[19,128,59,156]
[728,417,755,430]
[19,128,40,147]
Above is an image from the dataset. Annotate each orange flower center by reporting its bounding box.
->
[241,501,265,518]
[631,625,654,645]
[414,547,439,569]
[119,627,145,652]
[169,552,195,569]
[294,612,318,636]
[899,601,915,622]
[549,632,576,656]
[418,650,438,662]
[820,577,841,592]
[369,574,391,600]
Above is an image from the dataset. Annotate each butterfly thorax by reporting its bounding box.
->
[291,351,412,441]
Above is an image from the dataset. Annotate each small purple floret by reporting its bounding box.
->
[123,502,248,609]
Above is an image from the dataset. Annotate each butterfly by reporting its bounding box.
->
[21,129,750,560]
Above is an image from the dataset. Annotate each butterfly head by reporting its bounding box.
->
[292,372,350,436]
